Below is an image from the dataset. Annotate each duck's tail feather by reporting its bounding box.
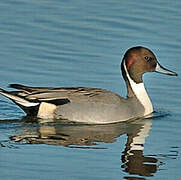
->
[0,88,40,115]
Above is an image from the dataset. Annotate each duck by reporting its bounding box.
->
[0,46,177,124]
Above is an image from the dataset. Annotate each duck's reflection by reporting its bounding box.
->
[10,117,158,178]
[121,120,157,178]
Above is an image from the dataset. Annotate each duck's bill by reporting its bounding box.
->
[155,63,178,76]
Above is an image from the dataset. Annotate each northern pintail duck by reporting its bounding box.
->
[0,46,177,124]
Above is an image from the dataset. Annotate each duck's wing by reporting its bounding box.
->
[9,84,121,104]
[0,84,122,115]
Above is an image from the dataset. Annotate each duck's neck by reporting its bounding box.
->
[122,60,153,116]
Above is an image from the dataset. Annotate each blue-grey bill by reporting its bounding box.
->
[155,63,178,76]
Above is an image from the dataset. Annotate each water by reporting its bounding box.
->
[0,0,181,179]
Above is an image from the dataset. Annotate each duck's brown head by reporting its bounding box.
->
[121,46,177,84]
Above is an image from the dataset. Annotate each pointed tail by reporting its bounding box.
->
[0,88,39,107]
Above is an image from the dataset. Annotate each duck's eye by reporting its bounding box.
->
[144,56,152,61]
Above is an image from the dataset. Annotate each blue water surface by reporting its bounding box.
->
[0,0,181,179]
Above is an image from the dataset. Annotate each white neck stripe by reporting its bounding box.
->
[123,60,153,115]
